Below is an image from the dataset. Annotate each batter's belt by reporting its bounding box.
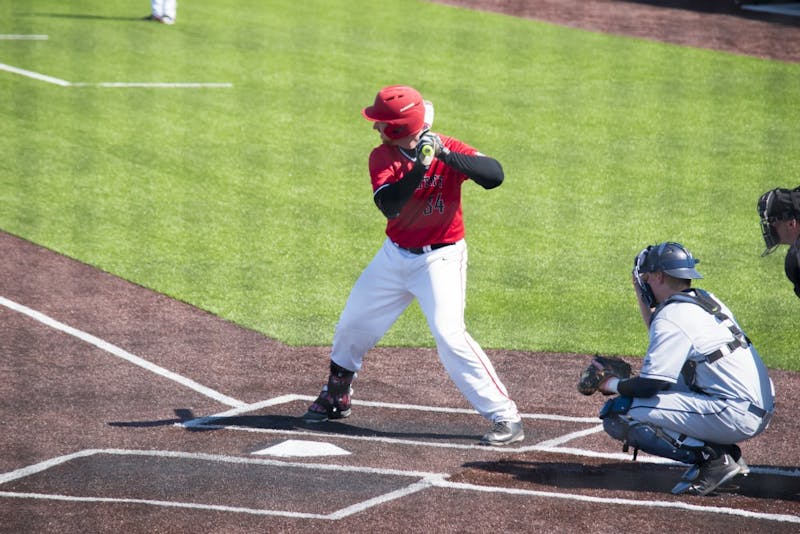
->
[397,242,456,254]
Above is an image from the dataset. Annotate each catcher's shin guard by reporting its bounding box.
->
[599,396,632,419]
[303,362,355,423]
[603,417,702,464]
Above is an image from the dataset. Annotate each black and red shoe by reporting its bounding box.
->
[303,385,352,423]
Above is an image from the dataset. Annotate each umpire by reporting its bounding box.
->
[757,186,800,298]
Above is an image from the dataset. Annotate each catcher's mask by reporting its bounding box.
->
[633,242,702,307]
[362,85,426,140]
[757,187,800,256]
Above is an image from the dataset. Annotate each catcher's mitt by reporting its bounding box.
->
[577,354,632,396]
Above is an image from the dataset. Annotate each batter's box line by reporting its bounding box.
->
[0,448,447,520]
[180,393,601,425]
[176,394,645,458]
[430,480,800,525]
[177,395,800,475]
[179,419,676,464]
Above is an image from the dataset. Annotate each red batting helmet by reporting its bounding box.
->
[362,85,425,140]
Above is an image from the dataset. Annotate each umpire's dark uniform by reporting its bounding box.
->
[786,238,800,298]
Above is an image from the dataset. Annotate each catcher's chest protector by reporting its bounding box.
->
[656,290,749,354]
[656,290,751,389]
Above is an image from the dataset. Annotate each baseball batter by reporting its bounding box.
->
[302,85,524,446]
[592,242,775,496]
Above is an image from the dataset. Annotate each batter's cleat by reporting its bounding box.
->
[686,453,741,496]
[143,14,174,24]
[302,386,351,423]
[479,420,524,446]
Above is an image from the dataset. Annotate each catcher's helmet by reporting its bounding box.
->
[637,241,703,280]
[362,85,425,140]
[757,187,800,256]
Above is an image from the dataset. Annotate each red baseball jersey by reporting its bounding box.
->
[368,135,476,248]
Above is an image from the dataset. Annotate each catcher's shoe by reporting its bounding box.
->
[670,464,700,495]
[727,444,750,476]
[479,420,524,446]
[302,386,352,423]
[736,457,750,476]
[686,453,741,496]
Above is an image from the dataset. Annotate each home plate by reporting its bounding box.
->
[252,440,351,457]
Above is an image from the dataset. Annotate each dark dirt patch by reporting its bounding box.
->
[431,0,800,63]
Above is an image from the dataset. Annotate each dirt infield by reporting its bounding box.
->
[2,227,799,532]
[2,2,799,532]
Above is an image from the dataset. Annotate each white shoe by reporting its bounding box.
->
[479,420,524,446]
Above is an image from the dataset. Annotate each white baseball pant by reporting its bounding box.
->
[331,238,520,423]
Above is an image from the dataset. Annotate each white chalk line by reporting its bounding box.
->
[0,62,231,87]
[182,393,598,424]
[0,449,796,524]
[0,492,329,519]
[0,448,447,520]
[0,448,448,485]
[183,420,664,462]
[0,295,245,408]
[178,397,800,476]
[73,82,234,88]
[0,62,70,86]
[432,480,800,524]
[0,449,99,485]
[180,394,616,454]
[187,417,800,474]
[0,34,48,40]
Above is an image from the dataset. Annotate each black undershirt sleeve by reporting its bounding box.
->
[785,241,800,298]
[440,151,504,189]
[617,376,671,398]
[372,151,504,219]
[372,161,427,219]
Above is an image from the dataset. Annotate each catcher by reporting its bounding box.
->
[579,241,775,496]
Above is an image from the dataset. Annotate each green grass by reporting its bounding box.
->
[1,0,798,370]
